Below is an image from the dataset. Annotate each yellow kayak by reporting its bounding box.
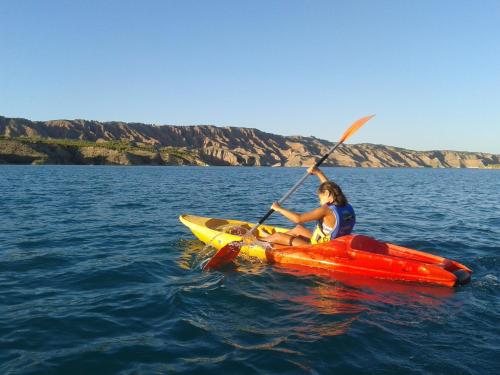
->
[178,214,285,260]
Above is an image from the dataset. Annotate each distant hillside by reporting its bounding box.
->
[1,116,499,168]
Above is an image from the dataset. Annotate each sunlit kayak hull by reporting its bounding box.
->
[179,214,472,287]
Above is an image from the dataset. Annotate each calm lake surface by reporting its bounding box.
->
[1,166,499,374]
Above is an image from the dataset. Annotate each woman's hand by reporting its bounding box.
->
[308,165,328,183]
[271,202,281,211]
[307,166,319,175]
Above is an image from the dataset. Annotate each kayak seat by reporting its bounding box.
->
[206,218,233,230]
[348,235,390,255]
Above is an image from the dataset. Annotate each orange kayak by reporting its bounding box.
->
[268,234,472,287]
[179,214,472,287]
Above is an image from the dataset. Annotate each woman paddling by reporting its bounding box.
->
[262,166,356,246]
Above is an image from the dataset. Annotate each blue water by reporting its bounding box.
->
[1,166,499,374]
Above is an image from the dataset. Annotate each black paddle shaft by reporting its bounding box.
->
[251,141,341,232]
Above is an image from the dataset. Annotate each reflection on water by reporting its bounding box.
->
[177,239,214,270]
[177,238,455,340]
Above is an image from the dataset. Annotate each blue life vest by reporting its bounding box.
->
[330,203,356,238]
[311,203,356,244]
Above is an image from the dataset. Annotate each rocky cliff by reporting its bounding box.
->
[1,115,499,167]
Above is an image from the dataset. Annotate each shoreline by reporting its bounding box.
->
[0,163,498,170]
[1,136,499,169]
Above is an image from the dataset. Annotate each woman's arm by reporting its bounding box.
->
[307,166,328,183]
[271,202,328,224]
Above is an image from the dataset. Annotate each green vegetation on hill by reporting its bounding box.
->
[0,136,203,165]
[12,136,147,151]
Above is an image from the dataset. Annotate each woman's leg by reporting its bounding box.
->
[262,225,312,246]
[286,224,313,239]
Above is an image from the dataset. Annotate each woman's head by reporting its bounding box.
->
[317,181,348,207]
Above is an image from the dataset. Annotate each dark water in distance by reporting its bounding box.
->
[1,166,499,374]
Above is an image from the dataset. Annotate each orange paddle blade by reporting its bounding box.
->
[203,242,242,271]
[338,114,375,144]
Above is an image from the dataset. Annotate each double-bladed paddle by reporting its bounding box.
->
[203,114,375,270]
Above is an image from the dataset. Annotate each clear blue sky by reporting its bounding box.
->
[1,0,499,153]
